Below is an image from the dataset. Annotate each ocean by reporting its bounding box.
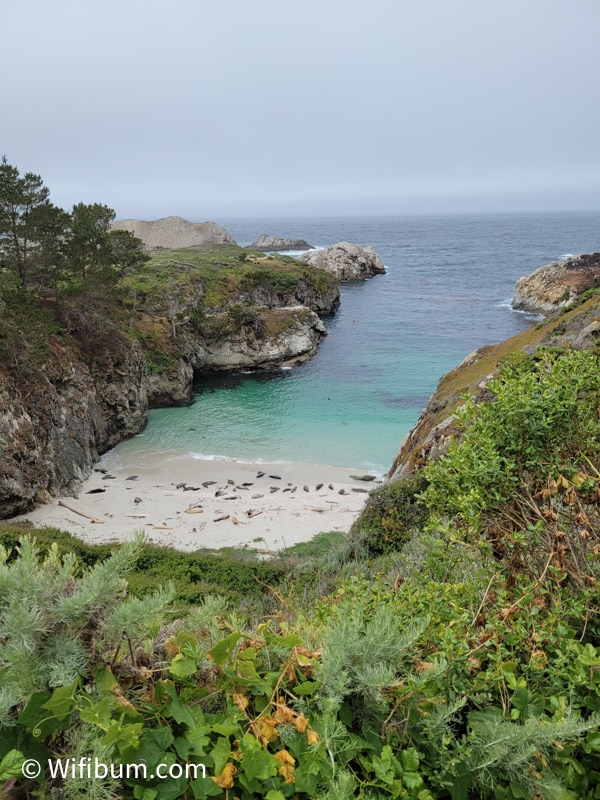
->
[103,212,600,475]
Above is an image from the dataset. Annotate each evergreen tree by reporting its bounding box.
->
[0,157,50,286]
[68,202,116,286]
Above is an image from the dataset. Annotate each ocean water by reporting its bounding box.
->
[105,212,600,474]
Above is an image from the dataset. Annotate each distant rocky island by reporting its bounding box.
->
[249,233,314,251]
[298,242,386,281]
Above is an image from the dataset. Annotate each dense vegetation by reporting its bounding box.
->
[2,340,600,798]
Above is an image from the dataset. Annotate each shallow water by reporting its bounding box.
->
[104,212,600,472]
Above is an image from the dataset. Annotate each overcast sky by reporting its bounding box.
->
[2,0,599,219]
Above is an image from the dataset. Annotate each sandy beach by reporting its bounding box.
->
[14,453,379,552]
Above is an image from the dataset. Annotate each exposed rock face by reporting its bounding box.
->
[0,338,148,517]
[298,242,386,280]
[111,216,236,249]
[240,276,340,316]
[249,233,314,251]
[512,253,600,314]
[0,304,327,517]
[188,307,326,371]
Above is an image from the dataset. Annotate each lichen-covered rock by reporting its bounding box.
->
[111,216,236,249]
[298,242,385,280]
[249,234,314,251]
[512,252,600,314]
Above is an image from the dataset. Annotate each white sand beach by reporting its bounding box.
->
[14,453,379,552]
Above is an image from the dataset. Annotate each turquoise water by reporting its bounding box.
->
[106,213,600,473]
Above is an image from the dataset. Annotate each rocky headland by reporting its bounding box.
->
[389,257,600,482]
[298,241,386,280]
[0,243,339,517]
[512,252,600,314]
[111,216,236,249]
[249,233,314,251]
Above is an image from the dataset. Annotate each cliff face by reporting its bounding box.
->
[0,336,149,517]
[389,288,600,482]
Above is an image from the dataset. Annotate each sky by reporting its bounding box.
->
[2,0,599,220]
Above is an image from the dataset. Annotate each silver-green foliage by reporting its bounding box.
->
[0,534,174,726]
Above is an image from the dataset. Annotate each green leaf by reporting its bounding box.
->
[293,680,319,696]
[209,632,241,666]
[42,683,77,722]
[0,749,25,781]
[210,737,231,775]
[133,786,158,800]
[79,697,113,730]
[163,683,196,728]
[401,747,420,773]
[403,771,425,791]
[239,734,278,782]
[168,653,197,679]
[93,664,118,694]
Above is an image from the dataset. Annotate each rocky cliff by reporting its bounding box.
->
[389,281,600,482]
[298,242,386,280]
[0,243,340,517]
[0,333,149,517]
[111,216,236,249]
[512,252,600,314]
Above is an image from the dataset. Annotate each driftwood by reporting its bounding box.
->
[57,500,104,524]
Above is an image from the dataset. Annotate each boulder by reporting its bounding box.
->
[249,233,314,251]
[111,216,236,249]
[298,242,386,280]
[512,252,600,315]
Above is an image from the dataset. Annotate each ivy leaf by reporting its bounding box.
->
[239,734,278,783]
[79,697,113,730]
[293,681,319,696]
[168,653,197,679]
[42,683,77,722]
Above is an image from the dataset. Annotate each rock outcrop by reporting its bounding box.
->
[189,307,326,371]
[298,242,386,280]
[111,217,236,249]
[512,253,600,315]
[249,234,314,251]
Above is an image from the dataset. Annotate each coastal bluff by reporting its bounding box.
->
[111,216,236,249]
[512,252,600,315]
[389,257,600,482]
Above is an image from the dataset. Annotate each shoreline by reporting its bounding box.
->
[13,454,379,552]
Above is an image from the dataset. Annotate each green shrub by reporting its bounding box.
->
[351,475,428,556]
